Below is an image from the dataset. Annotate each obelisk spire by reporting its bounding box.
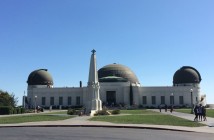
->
[88,49,98,85]
[87,49,102,116]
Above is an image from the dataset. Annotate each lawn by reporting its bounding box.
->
[45,110,68,114]
[90,109,205,127]
[0,115,74,124]
[207,109,214,118]
[174,109,192,114]
[120,109,160,115]
[175,109,214,118]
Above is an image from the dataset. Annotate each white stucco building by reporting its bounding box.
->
[26,50,206,110]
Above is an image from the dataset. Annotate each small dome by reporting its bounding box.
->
[98,64,139,83]
[173,66,201,85]
[27,69,53,85]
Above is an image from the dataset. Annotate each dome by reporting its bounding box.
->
[27,69,53,85]
[98,63,139,83]
[173,66,201,85]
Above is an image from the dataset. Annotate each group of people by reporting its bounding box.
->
[159,104,174,113]
[194,104,207,121]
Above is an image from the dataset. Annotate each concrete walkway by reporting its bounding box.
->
[1,110,214,134]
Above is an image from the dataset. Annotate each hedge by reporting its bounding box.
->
[0,106,13,115]
[0,106,25,115]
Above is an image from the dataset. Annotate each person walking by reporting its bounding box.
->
[198,104,203,121]
[165,104,168,112]
[194,105,199,121]
[170,105,173,113]
[158,105,162,112]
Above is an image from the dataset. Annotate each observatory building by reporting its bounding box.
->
[26,50,206,111]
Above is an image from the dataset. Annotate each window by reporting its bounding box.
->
[42,97,46,106]
[161,96,165,104]
[151,96,156,105]
[50,97,54,105]
[179,96,184,105]
[170,96,174,105]
[196,97,198,103]
[68,97,72,106]
[142,96,147,105]
[76,96,80,106]
[59,97,63,105]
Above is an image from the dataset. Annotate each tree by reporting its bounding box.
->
[0,90,18,107]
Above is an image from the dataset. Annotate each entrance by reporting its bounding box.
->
[106,91,116,106]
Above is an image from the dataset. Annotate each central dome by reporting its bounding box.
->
[98,64,139,83]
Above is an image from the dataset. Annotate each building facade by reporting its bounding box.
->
[26,51,206,109]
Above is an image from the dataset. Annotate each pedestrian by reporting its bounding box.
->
[165,104,168,112]
[194,105,198,121]
[198,104,203,121]
[79,111,83,116]
[170,105,173,113]
[159,105,161,112]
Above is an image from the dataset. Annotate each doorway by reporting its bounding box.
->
[106,91,116,106]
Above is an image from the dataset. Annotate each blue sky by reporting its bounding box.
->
[0,0,213,105]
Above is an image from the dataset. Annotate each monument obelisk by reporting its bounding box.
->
[87,49,102,116]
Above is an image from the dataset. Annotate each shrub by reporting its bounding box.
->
[13,108,17,114]
[138,105,143,108]
[67,109,77,115]
[149,106,155,109]
[94,110,111,116]
[0,106,13,115]
[21,108,25,113]
[17,108,21,114]
[25,109,34,113]
[111,109,120,115]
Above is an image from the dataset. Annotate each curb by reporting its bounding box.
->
[0,125,196,133]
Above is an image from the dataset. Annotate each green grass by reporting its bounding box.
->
[175,109,214,118]
[207,109,214,118]
[45,111,68,114]
[0,115,74,124]
[90,114,205,127]
[91,109,205,127]
[174,109,192,114]
[120,109,160,115]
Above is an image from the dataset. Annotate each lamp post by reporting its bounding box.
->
[171,93,174,105]
[23,91,25,108]
[34,95,37,113]
[190,89,193,114]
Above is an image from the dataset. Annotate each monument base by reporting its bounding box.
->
[88,99,102,116]
[90,110,98,116]
[91,99,102,110]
